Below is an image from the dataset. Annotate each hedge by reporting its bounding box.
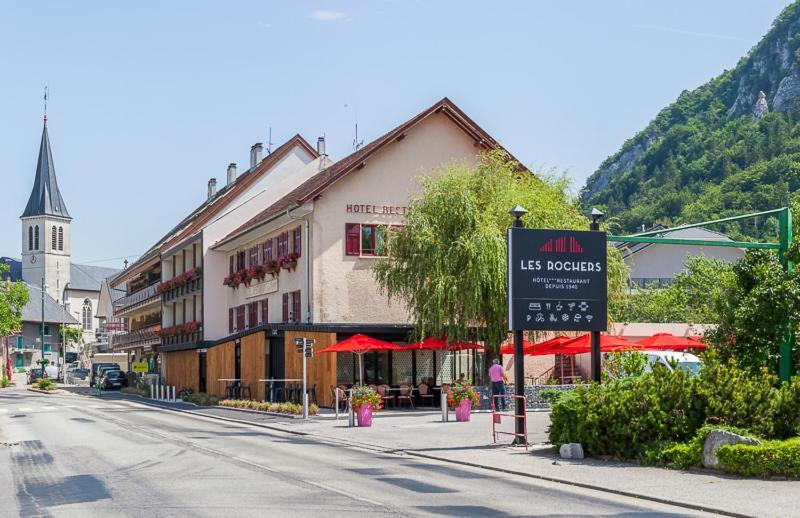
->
[717,438,800,478]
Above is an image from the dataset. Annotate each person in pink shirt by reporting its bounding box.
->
[488,358,508,411]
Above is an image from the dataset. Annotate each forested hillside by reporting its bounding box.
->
[581,2,800,239]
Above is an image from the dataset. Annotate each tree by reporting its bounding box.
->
[373,151,628,355]
[0,263,30,338]
[60,325,83,346]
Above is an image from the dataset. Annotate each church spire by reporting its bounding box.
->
[21,120,71,219]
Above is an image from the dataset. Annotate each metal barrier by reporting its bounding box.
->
[492,394,528,448]
[150,382,176,403]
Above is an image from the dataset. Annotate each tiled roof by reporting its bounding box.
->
[21,283,79,325]
[217,97,521,246]
[111,134,318,286]
[0,257,118,293]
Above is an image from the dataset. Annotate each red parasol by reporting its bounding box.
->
[538,334,641,356]
[319,334,405,385]
[499,336,570,355]
[407,337,484,351]
[637,333,708,351]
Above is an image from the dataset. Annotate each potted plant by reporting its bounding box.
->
[264,260,279,276]
[280,252,300,271]
[351,385,382,427]
[448,384,479,422]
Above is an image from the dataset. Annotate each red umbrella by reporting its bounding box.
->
[407,337,484,351]
[637,333,708,351]
[499,336,570,355]
[319,334,405,385]
[539,334,641,356]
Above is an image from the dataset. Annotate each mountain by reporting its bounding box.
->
[581,2,800,239]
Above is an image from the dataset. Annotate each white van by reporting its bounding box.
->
[643,350,702,376]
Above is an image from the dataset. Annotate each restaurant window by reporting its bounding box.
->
[337,353,355,385]
[249,246,258,268]
[436,350,454,385]
[292,225,302,256]
[247,302,258,329]
[263,239,273,263]
[392,349,413,385]
[364,352,388,385]
[260,299,268,324]
[345,223,391,256]
[236,305,245,331]
[228,308,234,334]
[415,350,435,385]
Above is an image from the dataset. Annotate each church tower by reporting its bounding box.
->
[20,118,71,303]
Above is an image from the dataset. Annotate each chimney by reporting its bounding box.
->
[250,143,263,169]
[317,136,326,156]
[207,178,217,200]
[227,163,237,185]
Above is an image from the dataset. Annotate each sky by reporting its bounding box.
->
[0,0,793,268]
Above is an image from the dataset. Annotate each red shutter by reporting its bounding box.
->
[260,299,268,324]
[292,290,301,323]
[282,293,289,323]
[228,308,234,334]
[345,223,361,256]
[249,247,258,268]
[248,302,257,329]
[236,305,245,331]
[229,256,234,275]
[294,225,302,256]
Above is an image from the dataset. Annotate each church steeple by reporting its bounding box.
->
[21,121,71,219]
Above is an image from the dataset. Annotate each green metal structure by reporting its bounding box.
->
[607,207,794,382]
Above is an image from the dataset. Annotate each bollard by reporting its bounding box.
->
[334,388,340,420]
[172,386,176,402]
[441,391,448,422]
[348,389,355,428]
[150,382,154,400]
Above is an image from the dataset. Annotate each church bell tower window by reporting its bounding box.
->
[28,227,33,251]
[52,226,57,250]
[34,225,39,250]
[58,227,64,251]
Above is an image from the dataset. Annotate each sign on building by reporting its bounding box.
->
[508,228,607,331]
[131,362,148,373]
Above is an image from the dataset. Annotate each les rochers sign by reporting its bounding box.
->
[508,228,607,332]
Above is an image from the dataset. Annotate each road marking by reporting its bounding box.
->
[0,409,8,413]
[41,406,57,411]
[18,407,33,412]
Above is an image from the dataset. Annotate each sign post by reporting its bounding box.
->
[294,337,315,419]
[508,214,608,441]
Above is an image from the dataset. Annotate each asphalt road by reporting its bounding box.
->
[0,389,716,517]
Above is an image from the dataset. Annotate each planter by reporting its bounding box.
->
[281,260,298,271]
[357,403,374,427]
[455,399,472,422]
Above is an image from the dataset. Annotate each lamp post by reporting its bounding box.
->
[508,204,528,444]
[40,277,46,370]
[588,208,604,383]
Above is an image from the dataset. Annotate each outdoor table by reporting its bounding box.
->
[387,386,417,408]
[258,378,302,402]
[218,378,242,399]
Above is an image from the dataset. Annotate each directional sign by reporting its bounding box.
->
[131,362,148,373]
[508,228,607,331]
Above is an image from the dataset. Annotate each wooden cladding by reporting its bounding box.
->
[206,341,235,397]
[164,350,199,394]
[241,331,266,401]
[284,330,337,407]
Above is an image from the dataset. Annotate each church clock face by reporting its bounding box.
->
[30,255,36,263]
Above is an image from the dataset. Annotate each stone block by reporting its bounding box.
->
[559,443,584,459]
[703,429,761,468]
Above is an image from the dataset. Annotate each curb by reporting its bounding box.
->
[92,394,751,518]
[26,388,57,394]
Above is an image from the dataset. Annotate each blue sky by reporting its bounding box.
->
[0,1,792,267]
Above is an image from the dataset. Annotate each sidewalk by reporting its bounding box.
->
[85,391,799,518]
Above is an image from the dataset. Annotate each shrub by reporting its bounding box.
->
[35,378,55,391]
[774,377,800,439]
[538,388,568,405]
[182,393,220,406]
[1,376,8,388]
[603,351,648,381]
[218,399,318,416]
[643,425,752,469]
[717,438,800,478]
[120,387,149,397]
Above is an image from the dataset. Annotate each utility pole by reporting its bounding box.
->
[40,277,45,370]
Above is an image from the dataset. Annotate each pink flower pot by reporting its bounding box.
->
[455,399,472,422]
[357,404,373,427]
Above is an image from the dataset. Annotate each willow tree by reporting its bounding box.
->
[373,151,628,354]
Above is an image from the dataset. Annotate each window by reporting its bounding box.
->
[247,301,258,329]
[260,299,268,324]
[346,223,389,256]
[236,305,245,331]
[52,227,57,250]
[43,344,51,354]
[263,239,273,263]
[292,226,302,256]
[236,250,246,271]
[81,300,92,331]
[58,226,63,251]
[43,325,51,336]
[249,247,258,268]
[286,290,301,323]
[277,231,289,258]
[228,308,234,334]
[34,225,39,250]
[28,227,33,251]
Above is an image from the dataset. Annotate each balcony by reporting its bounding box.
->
[112,328,161,350]
[161,331,203,348]
[162,278,202,302]
[115,284,160,316]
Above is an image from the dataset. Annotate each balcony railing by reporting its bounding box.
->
[115,284,160,315]
[129,314,162,331]
[161,331,203,348]
[162,278,202,302]
[112,328,161,349]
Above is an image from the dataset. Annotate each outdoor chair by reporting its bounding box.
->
[397,384,415,409]
[417,383,434,407]
[308,384,318,405]
[332,385,348,411]
[239,385,252,399]
[377,384,395,408]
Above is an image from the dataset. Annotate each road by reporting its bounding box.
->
[0,388,716,517]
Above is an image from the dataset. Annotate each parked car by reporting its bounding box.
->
[45,365,60,381]
[642,350,702,376]
[27,368,45,384]
[66,367,89,384]
[90,363,120,385]
[100,370,128,390]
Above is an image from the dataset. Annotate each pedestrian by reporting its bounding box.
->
[488,358,508,411]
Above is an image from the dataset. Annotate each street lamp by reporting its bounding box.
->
[507,205,528,445]
[587,208,604,382]
[40,278,48,370]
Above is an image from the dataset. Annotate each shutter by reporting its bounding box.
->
[282,293,289,323]
[345,223,361,255]
[228,308,234,334]
[229,256,234,275]
[292,291,301,323]
[294,225,302,256]
[260,299,268,324]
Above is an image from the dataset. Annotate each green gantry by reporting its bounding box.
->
[607,207,794,382]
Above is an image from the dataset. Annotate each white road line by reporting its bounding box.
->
[18,407,33,412]
[0,408,8,413]
[41,406,57,411]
